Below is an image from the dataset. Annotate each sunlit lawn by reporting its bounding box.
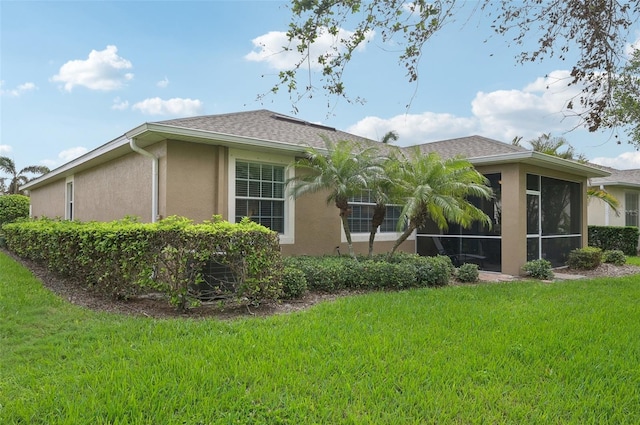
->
[2,251,640,424]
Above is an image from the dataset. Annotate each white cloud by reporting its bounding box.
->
[348,70,585,146]
[347,113,477,145]
[51,45,134,92]
[625,32,640,57]
[157,77,169,88]
[41,146,89,168]
[591,151,640,170]
[245,26,374,71]
[0,144,12,154]
[0,80,37,97]
[111,97,129,110]
[40,159,57,168]
[59,147,88,162]
[473,70,584,141]
[132,97,203,116]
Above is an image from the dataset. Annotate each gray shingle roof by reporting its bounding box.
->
[589,163,640,187]
[155,111,530,159]
[22,109,609,191]
[415,135,528,158]
[154,109,376,149]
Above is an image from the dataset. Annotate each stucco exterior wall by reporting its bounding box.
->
[476,164,526,276]
[587,186,625,227]
[164,140,224,221]
[472,163,589,276]
[73,148,160,222]
[280,186,413,257]
[29,178,66,219]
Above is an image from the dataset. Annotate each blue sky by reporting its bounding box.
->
[2,0,640,174]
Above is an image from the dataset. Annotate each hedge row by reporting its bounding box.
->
[588,225,639,255]
[282,252,454,293]
[3,216,283,310]
[0,194,30,227]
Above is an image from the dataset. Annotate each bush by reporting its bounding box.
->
[283,254,453,292]
[2,216,283,310]
[359,260,416,290]
[567,247,602,270]
[281,267,307,299]
[589,225,639,256]
[456,263,479,283]
[602,249,626,266]
[0,195,30,227]
[283,256,355,292]
[522,259,554,280]
[414,255,453,287]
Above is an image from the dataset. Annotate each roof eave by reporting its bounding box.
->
[590,180,640,189]
[21,122,315,191]
[20,135,132,191]
[127,122,314,154]
[469,151,610,178]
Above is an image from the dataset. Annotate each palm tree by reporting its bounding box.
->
[287,138,383,258]
[519,133,588,162]
[365,151,400,257]
[0,156,50,195]
[381,130,399,144]
[390,148,493,255]
[365,131,402,257]
[586,187,620,214]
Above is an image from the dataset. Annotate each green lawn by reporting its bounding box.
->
[2,252,640,424]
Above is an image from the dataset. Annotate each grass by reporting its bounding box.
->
[2,252,640,424]
[626,255,640,266]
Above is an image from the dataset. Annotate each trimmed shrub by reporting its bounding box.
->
[0,195,30,227]
[589,225,639,256]
[567,247,602,270]
[283,256,354,292]
[283,253,453,292]
[602,249,626,266]
[522,259,554,280]
[2,216,283,310]
[414,255,453,287]
[457,263,480,283]
[359,260,416,290]
[281,266,307,299]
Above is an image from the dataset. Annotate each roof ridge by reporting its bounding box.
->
[152,109,276,124]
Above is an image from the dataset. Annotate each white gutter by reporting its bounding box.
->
[469,151,611,178]
[128,137,159,223]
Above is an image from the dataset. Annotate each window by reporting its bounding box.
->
[235,161,285,233]
[348,190,403,233]
[625,192,639,227]
[65,177,74,220]
[526,174,581,267]
[417,173,502,272]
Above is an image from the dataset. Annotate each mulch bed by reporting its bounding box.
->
[4,248,640,320]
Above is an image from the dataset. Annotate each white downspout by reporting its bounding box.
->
[128,138,159,223]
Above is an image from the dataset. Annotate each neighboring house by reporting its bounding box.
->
[588,166,640,239]
[21,110,608,275]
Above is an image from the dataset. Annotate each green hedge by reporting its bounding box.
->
[0,194,30,227]
[3,216,283,310]
[283,253,454,292]
[588,225,639,256]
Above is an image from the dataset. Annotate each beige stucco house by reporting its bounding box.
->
[588,166,640,231]
[21,109,608,275]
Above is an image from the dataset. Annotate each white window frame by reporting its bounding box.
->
[228,149,295,244]
[625,192,639,227]
[343,192,413,243]
[65,176,74,220]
